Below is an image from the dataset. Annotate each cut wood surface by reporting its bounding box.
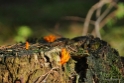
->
[0,35,124,83]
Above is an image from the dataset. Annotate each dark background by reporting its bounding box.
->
[0,0,124,55]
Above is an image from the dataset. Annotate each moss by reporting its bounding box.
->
[0,35,124,83]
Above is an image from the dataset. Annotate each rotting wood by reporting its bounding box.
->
[0,35,124,83]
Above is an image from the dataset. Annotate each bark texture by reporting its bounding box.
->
[0,35,124,83]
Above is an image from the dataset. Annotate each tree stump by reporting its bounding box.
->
[0,35,124,83]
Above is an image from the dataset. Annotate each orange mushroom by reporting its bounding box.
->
[60,48,70,65]
[25,41,29,49]
[44,35,57,42]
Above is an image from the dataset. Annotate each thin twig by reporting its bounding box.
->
[81,0,118,38]
[61,16,95,24]
[34,67,59,83]
[91,2,118,35]
[96,7,101,19]
[53,16,95,36]
[93,1,117,38]
[82,0,105,36]
[96,2,116,23]
[46,28,63,37]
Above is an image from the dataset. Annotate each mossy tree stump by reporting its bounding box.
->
[0,35,124,83]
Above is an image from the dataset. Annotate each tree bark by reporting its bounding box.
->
[0,35,124,83]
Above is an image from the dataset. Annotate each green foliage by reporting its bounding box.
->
[106,3,124,27]
[106,19,116,27]
[116,3,124,19]
[17,26,32,37]
[14,26,32,42]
